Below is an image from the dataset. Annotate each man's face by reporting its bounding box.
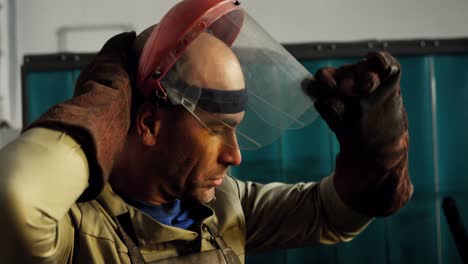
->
[151,107,243,203]
[143,32,245,203]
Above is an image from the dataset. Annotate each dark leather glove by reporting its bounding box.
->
[306,52,413,217]
[25,32,136,200]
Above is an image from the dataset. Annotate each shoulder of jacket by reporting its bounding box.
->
[69,201,119,242]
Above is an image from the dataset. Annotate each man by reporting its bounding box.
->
[0,0,412,263]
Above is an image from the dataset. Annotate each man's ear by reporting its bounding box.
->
[136,102,162,146]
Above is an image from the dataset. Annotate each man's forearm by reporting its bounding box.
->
[236,175,371,252]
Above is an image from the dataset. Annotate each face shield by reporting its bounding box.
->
[137,0,317,150]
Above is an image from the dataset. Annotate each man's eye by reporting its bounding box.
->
[210,128,223,135]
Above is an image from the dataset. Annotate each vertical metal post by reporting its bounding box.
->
[429,56,443,264]
[7,0,18,128]
[0,1,5,122]
[0,96,3,122]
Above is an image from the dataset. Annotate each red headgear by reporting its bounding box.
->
[137,0,244,99]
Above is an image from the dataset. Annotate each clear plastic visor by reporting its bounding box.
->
[160,12,317,150]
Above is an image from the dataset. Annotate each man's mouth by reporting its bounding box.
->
[208,177,224,187]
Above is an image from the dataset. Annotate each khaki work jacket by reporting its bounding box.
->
[0,128,371,263]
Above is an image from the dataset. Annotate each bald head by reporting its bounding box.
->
[134,26,245,92]
[172,32,245,91]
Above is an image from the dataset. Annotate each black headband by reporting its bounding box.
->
[197,87,248,114]
[168,82,248,114]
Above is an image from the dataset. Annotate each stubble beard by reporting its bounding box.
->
[189,185,216,204]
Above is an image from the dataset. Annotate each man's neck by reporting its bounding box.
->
[109,145,174,205]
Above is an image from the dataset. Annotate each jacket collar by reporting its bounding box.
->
[97,184,216,250]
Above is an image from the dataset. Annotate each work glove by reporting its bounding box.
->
[25,32,137,200]
[306,52,413,217]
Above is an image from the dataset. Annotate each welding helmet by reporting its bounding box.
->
[137,0,317,150]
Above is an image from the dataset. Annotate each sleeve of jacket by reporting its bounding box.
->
[0,127,89,263]
[234,175,372,252]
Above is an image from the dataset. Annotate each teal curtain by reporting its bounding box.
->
[434,56,468,264]
[24,55,468,264]
[232,56,468,264]
[25,70,81,124]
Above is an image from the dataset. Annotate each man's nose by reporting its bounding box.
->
[218,137,242,166]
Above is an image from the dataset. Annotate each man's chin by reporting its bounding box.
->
[193,187,216,203]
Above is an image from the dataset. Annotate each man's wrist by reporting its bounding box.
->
[319,174,372,235]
